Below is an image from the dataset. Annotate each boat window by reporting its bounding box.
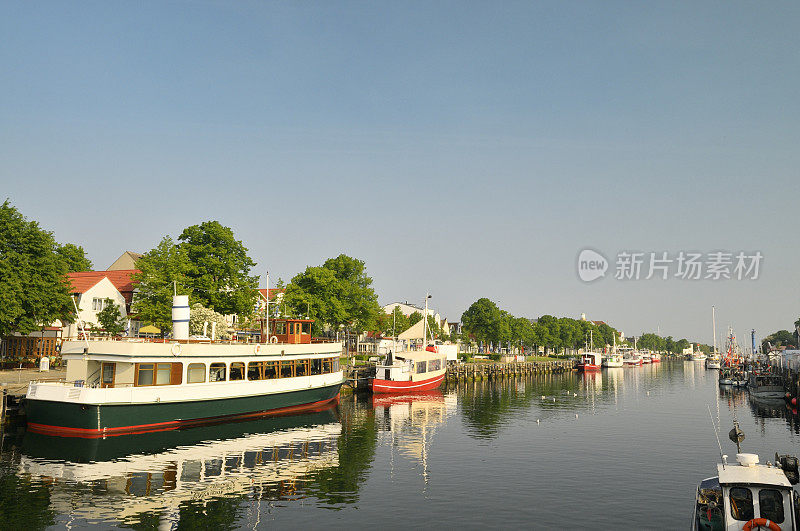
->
[137,363,154,386]
[209,363,226,382]
[296,359,308,377]
[248,361,264,380]
[429,359,441,371]
[230,362,245,381]
[281,360,295,378]
[730,487,754,521]
[302,322,311,334]
[264,361,278,379]
[333,357,340,372]
[310,358,322,375]
[187,363,206,384]
[275,322,286,335]
[759,489,785,523]
[155,363,171,385]
[323,358,332,373]
[416,361,427,374]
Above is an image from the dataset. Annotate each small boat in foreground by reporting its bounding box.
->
[692,422,800,530]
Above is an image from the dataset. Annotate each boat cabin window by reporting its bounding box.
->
[311,359,322,375]
[274,321,286,335]
[302,322,311,334]
[296,359,308,377]
[136,363,182,386]
[759,489,784,523]
[187,363,206,384]
[248,361,278,380]
[280,360,294,378]
[730,487,754,521]
[230,362,245,381]
[209,363,226,382]
[416,361,427,374]
[429,359,441,372]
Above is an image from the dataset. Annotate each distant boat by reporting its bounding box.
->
[650,352,662,363]
[705,356,721,370]
[623,352,643,366]
[747,372,784,399]
[577,352,602,371]
[602,353,623,368]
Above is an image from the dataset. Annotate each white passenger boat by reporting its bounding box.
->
[706,356,722,370]
[602,353,623,368]
[692,422,800,530]
[24,296,345,437]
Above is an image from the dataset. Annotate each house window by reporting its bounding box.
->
[230,362,245,381]
[92,298,105,311]
[209,363,226,382]
[187,363,206,384]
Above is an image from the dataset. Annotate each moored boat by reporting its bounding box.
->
[577,352,602,371]
[748,373,785,399]
[24,296,345,438]
[623,352,643,366]
[691,422,800,530]
[602,353,623,368]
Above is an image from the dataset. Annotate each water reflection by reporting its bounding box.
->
[15,406,343,527]
[6,363,800,529]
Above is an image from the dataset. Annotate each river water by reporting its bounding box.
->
[2,361,800,530]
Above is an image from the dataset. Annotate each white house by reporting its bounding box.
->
[65,270,139,338]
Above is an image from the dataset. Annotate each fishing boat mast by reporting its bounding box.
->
[712,305,717,356]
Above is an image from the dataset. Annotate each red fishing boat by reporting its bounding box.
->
[576,352,602,371]
[372,346,446,393]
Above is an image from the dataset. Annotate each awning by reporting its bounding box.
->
[138,325,161,334]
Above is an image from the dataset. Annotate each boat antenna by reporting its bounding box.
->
[707,405,725,468]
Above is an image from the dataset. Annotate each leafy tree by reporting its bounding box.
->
[189,302,230,339]
[0,201,74,336]
[762,329,797,352]
[408,311,423,326]
[131,236,192,333]
[461,298,502,351]
[283,254,381,335]
[178,221,259,319]
[55,242,93,272]
[96,298,126,336]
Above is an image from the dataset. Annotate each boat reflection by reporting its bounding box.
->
[372,390,455,481]
[18,404,342,526]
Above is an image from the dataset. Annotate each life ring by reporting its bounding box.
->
[254,344,262,354]
[743,518,781,531]
[270,336,278,344]
[171,343,182,356]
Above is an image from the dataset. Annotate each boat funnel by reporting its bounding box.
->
[172,295,190,340]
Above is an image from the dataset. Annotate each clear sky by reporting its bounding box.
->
[2,1,798,345]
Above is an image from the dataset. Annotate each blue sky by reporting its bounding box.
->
[2,1,798,344]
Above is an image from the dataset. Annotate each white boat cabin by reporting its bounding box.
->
[377,350,447,383]
[694,453,799,531]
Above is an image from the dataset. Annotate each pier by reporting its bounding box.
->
[445,361,573,381]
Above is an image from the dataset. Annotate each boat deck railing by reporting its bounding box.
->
[62,336,338,346]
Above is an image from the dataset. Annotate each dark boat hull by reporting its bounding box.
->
[25,382,342,438]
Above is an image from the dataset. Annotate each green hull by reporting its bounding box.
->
[25,382,342,437]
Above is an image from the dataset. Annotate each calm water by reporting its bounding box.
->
[3,361,800,530]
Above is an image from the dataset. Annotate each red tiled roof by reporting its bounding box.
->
[67,270,140,294]
[258,288,285,298]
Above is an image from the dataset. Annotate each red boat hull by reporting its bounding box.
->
[372,373,445,393]
[577,364,601,371]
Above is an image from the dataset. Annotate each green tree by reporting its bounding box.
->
[178,221,259,319]
[55,242,93,272]
[131,236,192,333]
[283,255,381,335]
[0,201,75,336]
[461,298,502,351]
[408,311,423,326]
[96,298,126,336]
